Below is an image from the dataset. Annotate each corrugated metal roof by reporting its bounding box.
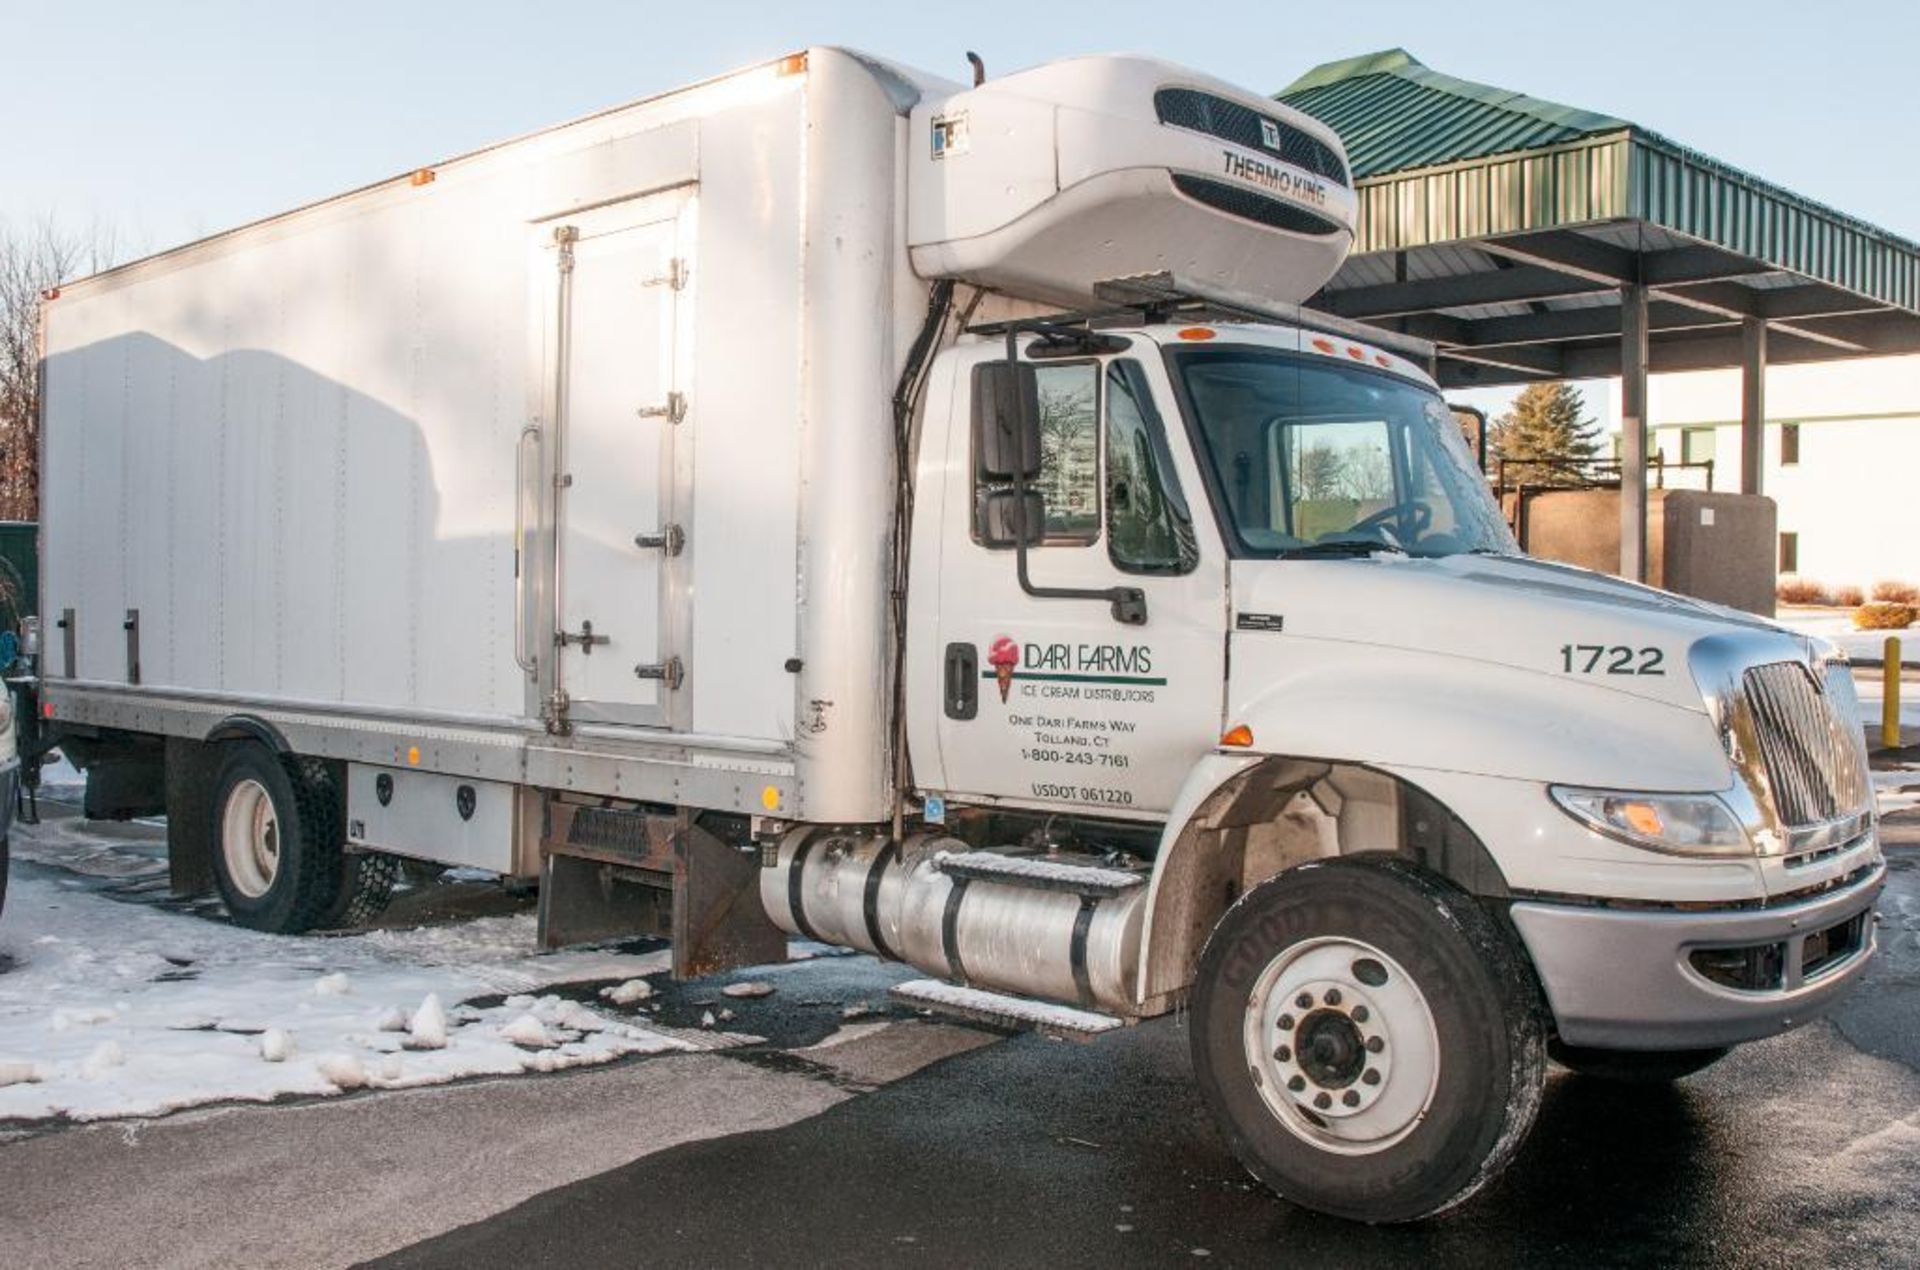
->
[1278,49,1627,180]
[1278,50,1920,313]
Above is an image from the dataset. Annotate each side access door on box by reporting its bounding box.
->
[533,187,696,731]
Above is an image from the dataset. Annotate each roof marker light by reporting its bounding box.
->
[1177,327,1216,341]
[410,169,435,187]
[1347,345,1366,360]
[776,52,809,77]
[1375,354,1392,367]
[1311,337,1336,354]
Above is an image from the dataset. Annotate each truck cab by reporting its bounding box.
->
[880,306,1882,1220]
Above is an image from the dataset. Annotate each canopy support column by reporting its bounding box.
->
[1740,317,1767,495]
[1619,284,1650,582]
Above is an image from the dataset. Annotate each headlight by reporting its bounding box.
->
[1550,787,1751,857]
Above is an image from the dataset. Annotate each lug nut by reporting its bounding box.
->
[1343,1091,1360,1107]
[1295,993,1313,1010]
[1366,1036,1385,1054]
[1276,1013,1295,1031]
[1313,1092,1332,1110]
[1274,1045,1292,1062]
[1351,1005,1369,1023]
[1324,988,1343,1006]
[1362,1070,1381,1086]
[1287,1075,1305,1092]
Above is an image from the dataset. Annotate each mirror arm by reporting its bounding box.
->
[1004,328,1148,627]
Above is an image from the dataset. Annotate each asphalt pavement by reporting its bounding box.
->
[2,817,1916,1268]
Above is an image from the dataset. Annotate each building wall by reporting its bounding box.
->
[1633,354,1919,591]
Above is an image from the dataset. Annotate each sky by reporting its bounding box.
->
[4,0,1912,423]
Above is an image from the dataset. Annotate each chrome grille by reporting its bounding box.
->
[1740,661,1872,834]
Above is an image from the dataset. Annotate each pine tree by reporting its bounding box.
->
[1489,382,1601,486]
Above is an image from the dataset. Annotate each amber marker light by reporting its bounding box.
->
[1220,724,1255,748]
[1177,327,1216,341]
[406,745,421,766]
[1310,337,1336,354]
[776,52,809,76]
[410,169,435,187]
[1619,801,1666,837]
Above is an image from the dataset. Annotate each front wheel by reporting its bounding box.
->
[1189,856,1546,1224]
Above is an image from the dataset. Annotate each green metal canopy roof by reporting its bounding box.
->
[1275,50,1920,387]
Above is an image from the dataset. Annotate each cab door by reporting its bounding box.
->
[909,339,1228,818]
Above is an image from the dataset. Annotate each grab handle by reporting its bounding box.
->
[513,423,541,675]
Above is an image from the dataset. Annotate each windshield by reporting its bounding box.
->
[1168,345,1517,558]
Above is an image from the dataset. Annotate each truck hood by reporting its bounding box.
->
[1230,551,1808,716]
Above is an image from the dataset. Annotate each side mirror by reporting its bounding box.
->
[1449,403,1489,474]
[972,362,1041,480]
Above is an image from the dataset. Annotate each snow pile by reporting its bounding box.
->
[0,848,696,1123]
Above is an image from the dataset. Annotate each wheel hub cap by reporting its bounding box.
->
[220,778,281,899]
[1244,937,1440,1155]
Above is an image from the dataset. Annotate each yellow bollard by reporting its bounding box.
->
[1884,636,1902,751]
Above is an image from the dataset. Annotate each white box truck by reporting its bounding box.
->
[32,47,1884,1222]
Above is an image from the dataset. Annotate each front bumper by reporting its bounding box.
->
[1509,860,1885,1050]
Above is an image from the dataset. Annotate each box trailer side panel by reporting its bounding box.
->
[39,56,919,820]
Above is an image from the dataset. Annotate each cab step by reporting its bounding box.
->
[890,978,1127,1040]
[932,850,1146,898]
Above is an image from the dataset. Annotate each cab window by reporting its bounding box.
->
[1106,360,1197,574]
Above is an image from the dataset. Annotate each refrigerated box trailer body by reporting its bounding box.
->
[34,47,1883,1225]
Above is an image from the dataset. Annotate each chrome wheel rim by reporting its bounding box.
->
[1243,936,1440,1155]
[220,778,281,899]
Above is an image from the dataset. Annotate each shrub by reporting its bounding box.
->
[1776,576,1831,606]
[1854,602,1916,630]
[1872,580,1920,604]
[1832,584,1866,608]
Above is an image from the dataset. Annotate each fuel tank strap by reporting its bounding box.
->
[941,876,971,985]
[786,831,826,945]
[862,840,901,962]
[1069,896,1099,1009]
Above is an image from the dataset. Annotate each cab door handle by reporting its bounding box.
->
[944,642,978,720]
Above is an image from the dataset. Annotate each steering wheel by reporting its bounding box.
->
[1349,499,1433,542]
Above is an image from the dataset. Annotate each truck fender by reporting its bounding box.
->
[1132,750,1510,1013]
[204,714,291,754]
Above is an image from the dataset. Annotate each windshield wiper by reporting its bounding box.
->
[1281,539,1406,559]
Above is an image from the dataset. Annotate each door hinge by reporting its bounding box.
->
[556,620,611,655]
[544,688,572,735]
[636,392,687,425]
[553,225,578,272]
[633,524,686,556]
[633,656,685,690]
[643,258,688,290]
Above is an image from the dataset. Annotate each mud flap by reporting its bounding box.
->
[672,813,785,979]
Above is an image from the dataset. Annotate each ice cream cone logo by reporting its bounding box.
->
[988,636,1020,703]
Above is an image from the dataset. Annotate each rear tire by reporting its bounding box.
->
[1550,1041,1729,1084]
[1190,856,1546,1224]
[208,745,342,934]
[319,848,398,929]
[1,834,9,918]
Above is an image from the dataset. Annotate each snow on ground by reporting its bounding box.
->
[0,830,708,1124]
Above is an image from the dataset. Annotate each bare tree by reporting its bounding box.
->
[0,218,120,521]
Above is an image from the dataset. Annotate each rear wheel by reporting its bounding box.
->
[209,746,343,934]
[1190,856,1546,1224]
[1550,1041,1729,1084]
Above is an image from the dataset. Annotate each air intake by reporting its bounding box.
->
[1155,88,1349,186]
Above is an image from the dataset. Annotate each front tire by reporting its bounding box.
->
[1190,856,1546,1224]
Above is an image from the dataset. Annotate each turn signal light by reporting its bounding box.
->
[1220,724,1254,748]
